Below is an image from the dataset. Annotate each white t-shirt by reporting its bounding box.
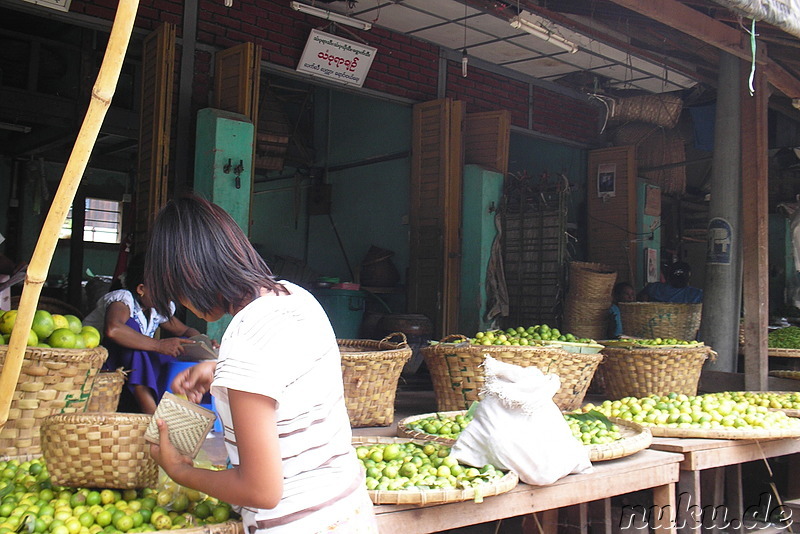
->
[211,281,368,533]
[82,289,175,337]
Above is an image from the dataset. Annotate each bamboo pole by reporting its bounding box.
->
[0,0,140,429]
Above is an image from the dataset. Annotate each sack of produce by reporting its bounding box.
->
[451,357,593,485]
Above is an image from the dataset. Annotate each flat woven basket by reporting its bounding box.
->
[86,368,127,412]
[768,348,800,358]
[617,302,702,340]
[395,411,651,462]
[40,412,159,489]
[646,421,800,440]
[352,436,518,505]
[0,345,108,456]
[421,336,603,412]
[596,345,715,399]
[339,333,413,427]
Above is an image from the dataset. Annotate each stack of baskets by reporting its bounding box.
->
[422,335,603,412]
[596,343,715,399]
[562,261,617,341]
[339,333,412,427]
[0,345,107,456]
[617,302,702,340]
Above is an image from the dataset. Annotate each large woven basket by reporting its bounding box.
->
[617,302,702,340]
[563,261,617,340]
[339,333,413,427]
[596,345,715,399]
[421,336,603,412]
[0,345,107,456]
[40,412,158,489]
[86,368,127,412]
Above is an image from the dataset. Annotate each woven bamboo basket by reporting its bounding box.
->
[339,333,412,427]
[596,345,715,399]
[352,436,518,505]
[563,262,617,340]
[0,345,107,456]
[86,368,127,412]
[396,411,651,462]
[40,412,158,489]
[609,93,683,129]
[421,336,603,412]
[617,302,702,340]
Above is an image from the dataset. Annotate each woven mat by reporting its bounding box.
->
[397,412,651,462]
[145,392,216,458]
[353,436,518,505]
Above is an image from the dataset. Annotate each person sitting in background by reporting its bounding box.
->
[608,281,636,338]
[638,261,703,304]
[83,253,208,414]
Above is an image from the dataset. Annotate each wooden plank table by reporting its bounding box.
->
[373,449,683,534]
[649,436,800,534]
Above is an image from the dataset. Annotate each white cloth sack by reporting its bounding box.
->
[451,356,593,485]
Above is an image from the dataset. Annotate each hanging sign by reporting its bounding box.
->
[20,0,70,11]
[296,29,377,88]
[707,217,732,265]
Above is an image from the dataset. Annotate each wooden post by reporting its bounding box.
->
[0,0,140,428]
[741,41,770,391]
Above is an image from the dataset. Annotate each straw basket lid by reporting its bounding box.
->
[40,412,158,489]
[645,421,800,440]
[352,436,518,505]
[768,348,800,358]
[396,411,651,462]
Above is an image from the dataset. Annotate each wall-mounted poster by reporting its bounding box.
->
[597,163,616,197]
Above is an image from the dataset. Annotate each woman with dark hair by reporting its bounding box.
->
[82,253,204,413]
[146,195,378,533]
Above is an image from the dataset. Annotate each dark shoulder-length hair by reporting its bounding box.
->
[144,194,282,317]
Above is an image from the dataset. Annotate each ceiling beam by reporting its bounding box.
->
[606,0,800,98]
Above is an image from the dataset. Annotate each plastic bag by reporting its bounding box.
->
[451,356,593,485]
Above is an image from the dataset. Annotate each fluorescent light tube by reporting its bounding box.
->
[510,15,578,54]
[0,122,32,133]
[291,1,372,31]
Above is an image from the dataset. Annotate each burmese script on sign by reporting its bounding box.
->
[296,29,377,88]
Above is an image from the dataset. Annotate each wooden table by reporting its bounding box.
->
[649,436,800,534]
[373,449,683,534]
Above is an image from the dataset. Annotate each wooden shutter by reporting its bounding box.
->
[464,110,510,176]
[409,98,464,338]
[586,146,637,283]
[213,42,261,123]
[136,22,175,254]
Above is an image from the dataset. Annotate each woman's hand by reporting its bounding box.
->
[149,420,193,483]
[171,360,216,403]
[156,337,195,357]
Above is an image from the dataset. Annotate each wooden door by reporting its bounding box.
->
[409,98,464,338]
[465,110,510,177]
[213,42,261,123]
[136,22,175,254]
[586,146,637,284]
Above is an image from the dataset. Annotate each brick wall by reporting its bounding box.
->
[68,0,599,145]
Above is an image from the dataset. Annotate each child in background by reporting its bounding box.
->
[83,253,205,413]
[608,281,636,338]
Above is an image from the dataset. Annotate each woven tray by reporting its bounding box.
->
[769,370,800,380]
[353,436,518,505]
[645,423,800,440]
[768,348,800,358]
[396,411,651,462]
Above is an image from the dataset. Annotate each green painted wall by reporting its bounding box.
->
[250,87,411,312]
